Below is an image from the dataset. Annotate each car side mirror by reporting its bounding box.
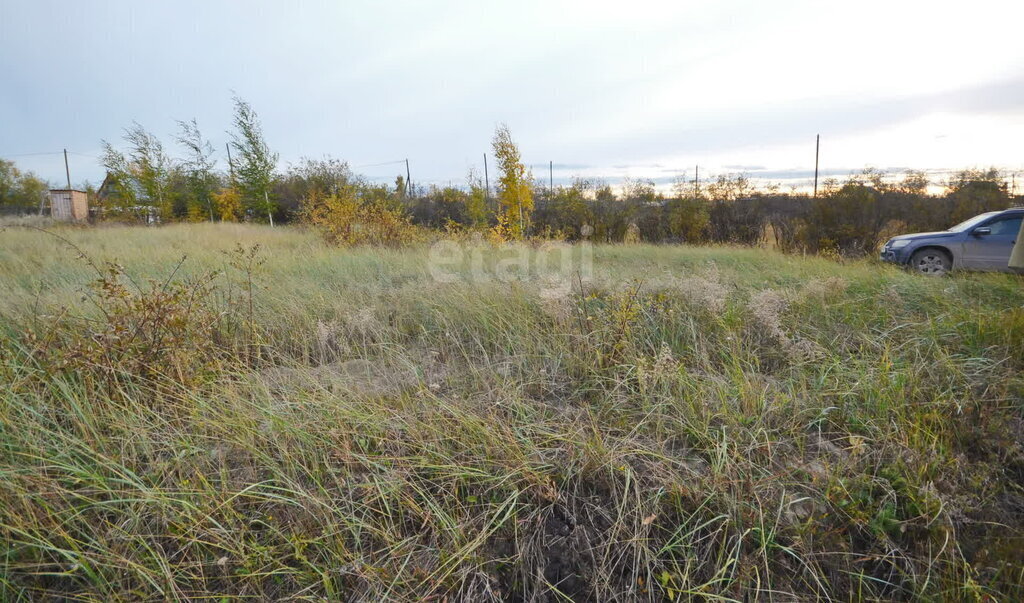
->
[972,227,992,236]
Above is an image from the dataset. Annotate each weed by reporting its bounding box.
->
[0,224,1022,600]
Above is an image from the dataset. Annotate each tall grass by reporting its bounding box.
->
[1,223,1022,600]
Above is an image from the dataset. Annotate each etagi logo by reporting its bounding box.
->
[428,235,593,287]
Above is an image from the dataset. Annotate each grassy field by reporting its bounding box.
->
[1,222,1022,601]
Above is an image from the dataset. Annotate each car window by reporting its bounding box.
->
[949,212,1000,232]
[986,216,1022,236]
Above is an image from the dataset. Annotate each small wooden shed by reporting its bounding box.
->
[49,189,89,222]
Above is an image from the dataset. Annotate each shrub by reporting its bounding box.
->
[213,186,243,221]
[301,187,422,246]
[802,184,885,256]
[20,261,230,394]
[665,196,710,243]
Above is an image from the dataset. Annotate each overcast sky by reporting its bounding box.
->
[2,0,1024,190]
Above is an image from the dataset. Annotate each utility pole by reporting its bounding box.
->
[483,153,490,201]
[694,165,699,197]
[225,143,235,181]
[549,160,553,193]
[63,149,71,189]
[405,159,412,197]
[813,134,820,198]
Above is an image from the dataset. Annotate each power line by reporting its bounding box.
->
[351,159,406,169]
[2,150,98,159]
[0,150,67,158]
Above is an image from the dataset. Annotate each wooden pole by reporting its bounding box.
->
[813,134,820,198]
[405,159,412,197]
[549,160,553,193]
[226,143,234,181]
[483,153,490,201]
[63,149,71,189]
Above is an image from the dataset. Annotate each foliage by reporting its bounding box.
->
[464,167,490,228]
[492,123,533,239]
[708,197,765,245]
[946,168,1011,224]
[301,187,421,246]
[665,196,710,242]
[176,118,218,221]
[21,259,227,394]
[212,186,243,222]
[411,185,471,228]
[275,156,354,219]
[533,180,594,239]
[802,183,886,256]
[100,122,178,220]
[703,173,753,202]
[624,177,661,203]
[1,225,1023,600]
[230,96,279,224]
[0,159,47,214]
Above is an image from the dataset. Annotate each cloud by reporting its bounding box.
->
[722,164,766,171]
[3,1,1024,186]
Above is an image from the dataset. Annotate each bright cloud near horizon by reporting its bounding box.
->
[2,0,1023,190]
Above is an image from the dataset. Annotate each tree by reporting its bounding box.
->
[594,182,616,203]
[230,96,278,225]
[945,168,1009,224]
[125,123,176,219]
[538,179,594,239]
[703,173,753,202]
[99,141,138,216]
[0,159,48,214]
[623,177,660,203]
[176,118,217,221]
[672,173,702,200]
[276,157,353,218]
[491,124,533,239]
[853,167,890,192]
[464,167,489,228]
[395,175,407,200]
[804,183,885,256]
[666,197,710,243]
[301,185,419,247]
[100,122,177,221]
[213,186,242,222]
[897,170,929,196]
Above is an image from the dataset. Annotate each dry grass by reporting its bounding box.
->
[1,222,1023,601]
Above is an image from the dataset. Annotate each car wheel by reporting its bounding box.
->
[910,249,951,276]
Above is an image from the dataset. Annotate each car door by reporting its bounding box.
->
[962,215,1022,270]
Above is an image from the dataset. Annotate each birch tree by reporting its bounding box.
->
[176,118,217,221]
[230,96,278,225]
[491,124,533,239]
[100,122,176,221]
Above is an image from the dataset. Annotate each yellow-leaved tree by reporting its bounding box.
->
[492,124,533,239]
[301,187,420,247]
[213,186,243,222]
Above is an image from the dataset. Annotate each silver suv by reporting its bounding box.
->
[880,208,1023,275]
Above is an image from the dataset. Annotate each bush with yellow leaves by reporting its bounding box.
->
[301,187,423,247]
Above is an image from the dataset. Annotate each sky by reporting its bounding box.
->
[2,0,1024,192]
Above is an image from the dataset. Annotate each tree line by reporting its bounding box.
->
[0,159,49,214]
[2,96,1019,256]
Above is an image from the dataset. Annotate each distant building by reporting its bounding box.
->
[96,172,159,223]
[49,189,89,222]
